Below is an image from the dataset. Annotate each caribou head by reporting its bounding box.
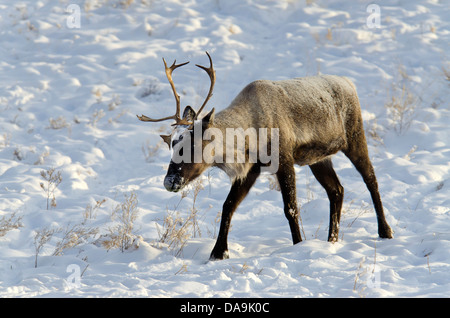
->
[137,52,216,192]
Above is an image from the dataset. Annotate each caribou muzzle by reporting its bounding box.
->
[163,174,184,192]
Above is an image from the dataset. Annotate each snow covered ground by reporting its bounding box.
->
[0,0,449,297]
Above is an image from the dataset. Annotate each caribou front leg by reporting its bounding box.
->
[210,165,260,260]
[276,161,302,244]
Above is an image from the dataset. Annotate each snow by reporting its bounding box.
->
[0,0,449,298]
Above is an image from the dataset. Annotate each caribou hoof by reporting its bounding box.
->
[209,250,230,261]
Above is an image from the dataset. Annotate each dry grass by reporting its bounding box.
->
[83,198,106,221]
[266,174,280,191]
[1,133,11,149]
[47,116,71,133]
[142,139,163,162]
[0,212,23,237]
[183,178,205,238]
[88,109,105,127]
[385,64,420,135]
[156,208,193,257]
[366,119,384,146]
[385,83,418,135]
[136,78,161,98]
[40,168,62,210]
[52,223,98,256]
[353,242,379,297]
[33,203,101,267]
[442,64,450,82]
[102,192,140,252]
[154,178,205,256]
[33,227,57,268]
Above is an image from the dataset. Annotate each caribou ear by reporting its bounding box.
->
[160,134,172,149]
[182,106,196,123]
[202,108,215,129]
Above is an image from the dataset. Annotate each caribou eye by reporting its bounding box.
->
[172,134,184,148]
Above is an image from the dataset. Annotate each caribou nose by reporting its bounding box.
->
[164,175,183,192]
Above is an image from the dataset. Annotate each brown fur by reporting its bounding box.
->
[158,75,393,260]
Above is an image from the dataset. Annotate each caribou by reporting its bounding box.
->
[137,52,393,260]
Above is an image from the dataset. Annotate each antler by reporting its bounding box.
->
[194,51,216,120]
[136,52,215,126]
[137,58,191,126]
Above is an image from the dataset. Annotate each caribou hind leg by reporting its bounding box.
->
[309,158,344,242]
[343,134,393,239]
